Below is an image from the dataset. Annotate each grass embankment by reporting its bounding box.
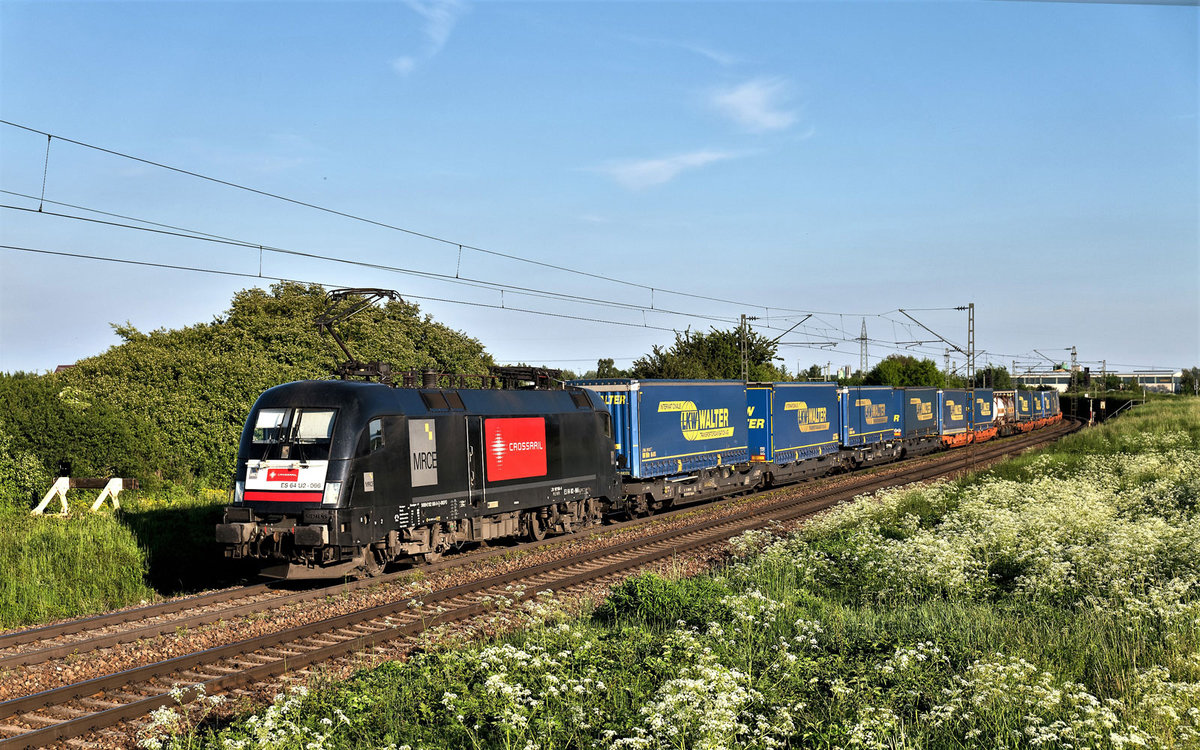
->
[0,505,153,628]
[146,398,1200,749]
[0,488,236,629]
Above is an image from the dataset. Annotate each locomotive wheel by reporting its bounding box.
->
[527,513,547,541]
[580,498,599,529]
[359,546,383,578]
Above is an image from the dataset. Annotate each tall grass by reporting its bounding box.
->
[0,505,154,628]
[0,486,238,629]
[118,487,244,592]
[148,398,1200,749]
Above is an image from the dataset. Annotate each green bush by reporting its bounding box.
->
[0,417,51,508]
[593,572,731,628]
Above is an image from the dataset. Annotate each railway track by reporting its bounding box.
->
[0,419,1076,748]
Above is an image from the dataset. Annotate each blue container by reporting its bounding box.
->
[747,385,772,461]
[569,379,748,479]
[841,386,902,446]
[1049,391,1060,416]
[969,389,995,427]
[901,388,940,438]
[941,389,969,434]
[767,382,841,463]
[1015,390,1034,422]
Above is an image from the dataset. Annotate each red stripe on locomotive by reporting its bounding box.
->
[245,490,323,502]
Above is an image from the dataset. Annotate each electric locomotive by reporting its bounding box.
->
[215,379,620,579]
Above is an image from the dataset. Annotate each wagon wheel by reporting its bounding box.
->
[420,549,443,565]
[636,494,652,518]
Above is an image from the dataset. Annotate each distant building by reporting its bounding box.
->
[54,365,74,374]
[1013,370,1182,394]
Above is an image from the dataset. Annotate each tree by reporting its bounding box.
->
[0,416,52,508]
[4,283,495,486]
[863,355,945,388]
[596,358,629,378]
[630,327,786,382]
[0,372,166,482]
[1179,367,1200,396]
[802,364,824,381]
[970,365,1012,389]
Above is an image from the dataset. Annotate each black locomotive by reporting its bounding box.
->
[216,379,619,578]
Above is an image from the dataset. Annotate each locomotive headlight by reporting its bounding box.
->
[322,482,342,506]
[233,481,245,504]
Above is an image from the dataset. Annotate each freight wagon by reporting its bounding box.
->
[748,382,843,483]
[567,379,762,515]
[970,389,997,442]
[841,386,903,447]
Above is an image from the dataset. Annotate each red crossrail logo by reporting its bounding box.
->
[485,418,547,481]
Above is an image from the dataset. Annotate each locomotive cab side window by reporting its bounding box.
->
[368,418,384,453]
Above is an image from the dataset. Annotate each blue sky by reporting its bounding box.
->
[1,0,1196,378]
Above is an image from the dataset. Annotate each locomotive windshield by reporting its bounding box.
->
[250,408,337,460]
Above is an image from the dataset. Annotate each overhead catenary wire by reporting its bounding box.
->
[0,122,1075,367]
[2,243,898,359]
[0,198,741,327]
[2,188,974,355]
[8,119,1016,337]
[0,243,684,334]
[1,238,1081,366]
[0,119,836,317]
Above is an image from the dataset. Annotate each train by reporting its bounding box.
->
[216,378,1062,579]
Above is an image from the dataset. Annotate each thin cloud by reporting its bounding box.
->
[391,0,468,76]
[624,35,738,66]
[710,77,797,133]
[597,150,742,190]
